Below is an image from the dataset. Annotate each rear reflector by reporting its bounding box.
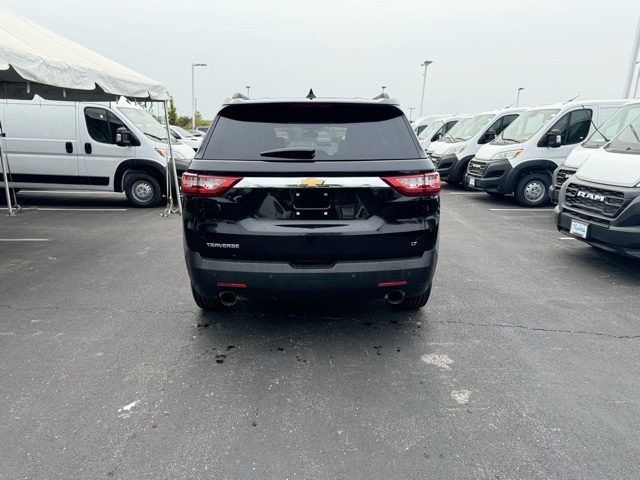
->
[216,282,247,288]
[378,280,408,287]
[381,172,440,196]
[182,173,242,197]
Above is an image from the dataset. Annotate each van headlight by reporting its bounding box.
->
[444,146,466,155]
[491,150,523,160]
[156,149,186,160]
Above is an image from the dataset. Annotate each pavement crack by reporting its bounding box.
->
[0,304,196,315]
[439,319,640,339]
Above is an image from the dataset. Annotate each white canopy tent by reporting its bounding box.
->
[0,5,181,215]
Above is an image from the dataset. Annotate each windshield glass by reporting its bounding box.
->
[444,114,494,141]
[495,108,559,144]
[171,125,195,138]
[117,106,167,140]
[417,119,444,140]
[604,116,640,154]
[583,104,640,148]
[202,103,421,161]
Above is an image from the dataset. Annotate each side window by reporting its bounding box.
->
[497,115,518,135]
[487,118,503,134]
[84,107,125,144]
[565,109,592,145]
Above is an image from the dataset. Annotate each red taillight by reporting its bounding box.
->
[381,172,441,196]
[216,282,247,288]
[181,173,242,197]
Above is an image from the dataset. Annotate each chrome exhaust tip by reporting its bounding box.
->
[386,290,405,305]
[219,291,237,307]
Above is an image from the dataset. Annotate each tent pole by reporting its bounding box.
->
[0,126,14,216]
[162,100,182,216]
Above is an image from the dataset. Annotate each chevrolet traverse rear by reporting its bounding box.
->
[182,93,440,310]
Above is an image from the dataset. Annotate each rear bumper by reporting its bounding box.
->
[186,249,438,303]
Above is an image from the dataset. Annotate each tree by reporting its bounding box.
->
[176,116,191,128]
[168,97,178,125]
[194,111,211,127]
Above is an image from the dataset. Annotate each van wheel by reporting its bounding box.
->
[393,286,431,310]
[191,284,224,311]
[124,173,162,207]
[515,173,550,207]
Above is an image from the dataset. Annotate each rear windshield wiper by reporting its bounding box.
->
[260,147,316,160]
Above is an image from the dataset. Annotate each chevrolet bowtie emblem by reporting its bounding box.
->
[299,178,325,187]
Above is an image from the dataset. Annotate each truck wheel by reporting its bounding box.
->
[515,173,550,207]
[191,284,224,311]
[124,173,162,207]
[393,286,431,310]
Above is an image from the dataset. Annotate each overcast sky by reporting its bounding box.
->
[3,0,640,121]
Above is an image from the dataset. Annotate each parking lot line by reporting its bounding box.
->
[1,207,127,212]
[559,237,576,240]
[489,208,555,212]
[0,238,50,242]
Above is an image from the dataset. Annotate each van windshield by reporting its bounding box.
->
[494,108,559,144]
[118,106,168,141]
[583,103,640,148]
[604,116,640,154]
[417,119,444,140]
[444,114,494,141]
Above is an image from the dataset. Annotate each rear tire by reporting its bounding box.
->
[514,173,550,208]
[124,173,162,207]
[191,284,225,311]
[393,286,431,310]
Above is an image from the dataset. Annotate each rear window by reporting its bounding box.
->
[200,103,421,161]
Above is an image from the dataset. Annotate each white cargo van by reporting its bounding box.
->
[555,114,640,258]
[426,108,525,185]
[0,98,195,207]
[465,100,625,207]
[549,99,640,203]
[417,114,465,152]
[412,115,448,136]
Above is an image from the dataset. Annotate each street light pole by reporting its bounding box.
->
[246,85,251,97]
[419,60,433,117]
[409,107,415,121]
[515,87,525,107]
[191,63,207,129]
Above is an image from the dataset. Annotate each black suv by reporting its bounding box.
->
[181,92,440,310]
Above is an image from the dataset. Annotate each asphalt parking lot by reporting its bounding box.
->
[1,187,640,479]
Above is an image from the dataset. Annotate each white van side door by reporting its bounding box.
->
[78,106,135,189]
[542,108,593,165]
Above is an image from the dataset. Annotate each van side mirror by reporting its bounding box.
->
[116,127,140,147]
[433,133,443,141]
[480,130,497,144]
[546,129,562,148]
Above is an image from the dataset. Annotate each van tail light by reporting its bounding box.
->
[381,172,441,196]
[181,173,242,197]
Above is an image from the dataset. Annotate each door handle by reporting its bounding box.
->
[84,143,92,154]
[66,142,73,154]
